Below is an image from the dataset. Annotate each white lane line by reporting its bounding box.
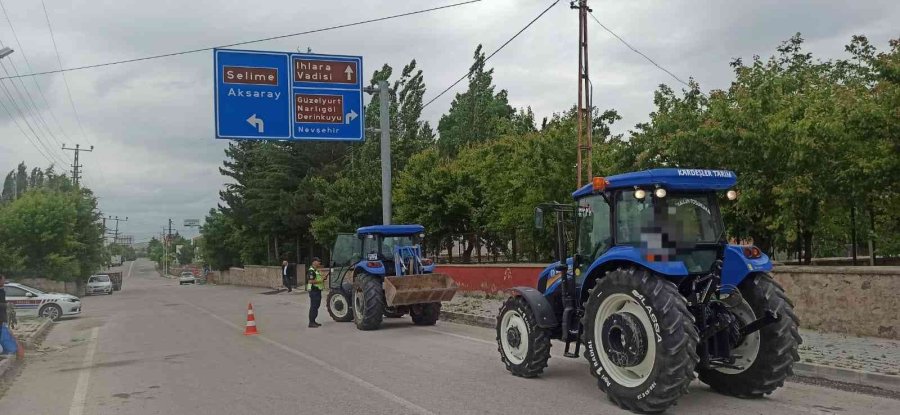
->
[416,327,496,345]
[68,327,100,415]
[126,260,135,279]
[188,303,436,415]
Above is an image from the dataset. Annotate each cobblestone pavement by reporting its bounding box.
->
[444,293,900,376]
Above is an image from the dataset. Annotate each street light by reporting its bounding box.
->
[0,47,14,59]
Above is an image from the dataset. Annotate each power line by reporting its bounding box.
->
[0,92,55,165]
[0,63,67,166]
[0,56,69,158]
[422,0,561,109]
[0,0,75,147]
[41,0,93,148]
[0,0,483,81]
[587,11,692,89]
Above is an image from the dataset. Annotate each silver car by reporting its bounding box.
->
[87,274,113,295]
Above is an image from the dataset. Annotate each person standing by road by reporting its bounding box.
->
[282,260,292,293]
[306,258,327,328]
[0,273,20,356]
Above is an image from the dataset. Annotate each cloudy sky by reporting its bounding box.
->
[0,0,896,242]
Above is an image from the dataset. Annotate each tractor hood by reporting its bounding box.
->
[572,168,737,199]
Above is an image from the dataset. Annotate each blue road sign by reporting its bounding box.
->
[214,49,363,141]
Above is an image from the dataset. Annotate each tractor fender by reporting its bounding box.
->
[354,260,385,276]
[582,246,689,279]
[721,244,772,292]
[508,287,559,328]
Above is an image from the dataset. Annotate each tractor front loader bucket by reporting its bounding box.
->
[383,273,458,307]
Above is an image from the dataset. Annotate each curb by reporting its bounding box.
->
[439,310,900,393]
[794,362,900,392]
[440,310,495,329]
[0,318,55,380]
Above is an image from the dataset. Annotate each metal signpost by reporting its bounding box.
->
[214,49,363,141]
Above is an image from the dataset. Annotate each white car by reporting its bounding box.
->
[87,275,113,295]
[179,271,197,285]
[3,282,82,321]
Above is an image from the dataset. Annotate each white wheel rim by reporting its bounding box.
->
[715,298,760,374]
[500,310,529,365]
[353,289,363,321]
[594,293,657,388]
[330,294,349,319]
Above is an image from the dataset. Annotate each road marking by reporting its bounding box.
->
[416,327,495,345]
[68,327,100,415]
[188,303,436,415]
[126,260,135,279]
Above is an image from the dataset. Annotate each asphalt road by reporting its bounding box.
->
[0,258,895,415]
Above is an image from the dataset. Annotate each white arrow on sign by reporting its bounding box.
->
[345,65,354,81]
[345,109,358,124]
[246,114,264,133]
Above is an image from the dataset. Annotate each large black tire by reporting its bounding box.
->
[410,303,440,326]
[582,267,699,413]
[327,289,353,322]
[496,296,552,378]
[698,273,801,397]
[353,274,385,330]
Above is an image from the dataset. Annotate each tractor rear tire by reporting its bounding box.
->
[497,296,551,378]
[353,274,385,330]
[582,267,699,414]
[697,273,801,398]
[410,303,440,325]
[327,289,353,322]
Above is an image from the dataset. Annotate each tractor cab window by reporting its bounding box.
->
[331,234,359,267]
[576,194,612,264]
[381,236,415,260]
[616,191,723,273]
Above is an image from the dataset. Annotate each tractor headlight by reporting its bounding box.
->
[727,190,738,200]
[655,188,667,198]
[634,189,647,199]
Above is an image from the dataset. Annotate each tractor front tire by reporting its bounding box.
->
[697,273,801,398]
[353,274,385,330]
[327,289,353,322]
[583,267,699,413]
[410,303,440,326]
[497,296,551,378]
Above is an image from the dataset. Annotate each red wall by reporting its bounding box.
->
[435,264,547,293]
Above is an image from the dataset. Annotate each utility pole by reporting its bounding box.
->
[166,218,173,276]
[107,216,128,245]
[572,0,592,187]
[61,144,94,187]
[364,80,392,225]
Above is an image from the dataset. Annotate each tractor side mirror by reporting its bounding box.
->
[534,207,544,229]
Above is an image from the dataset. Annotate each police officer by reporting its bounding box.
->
[306,258,327,327]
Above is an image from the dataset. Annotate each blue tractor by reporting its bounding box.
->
[326,225,458,330]
[496,169,801,413]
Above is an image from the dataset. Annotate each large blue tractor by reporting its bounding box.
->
[496,169,801,413]
[326,225,457,330]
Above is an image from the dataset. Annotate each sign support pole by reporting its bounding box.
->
[377,80,392,225]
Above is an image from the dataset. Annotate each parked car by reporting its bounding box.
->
[87,275,113,295]
[3,282,82,321]
[179,271,197,285]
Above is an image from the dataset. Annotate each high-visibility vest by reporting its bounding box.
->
[307,266,325,290]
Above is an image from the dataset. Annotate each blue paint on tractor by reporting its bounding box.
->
[572,168,737,198]
[356,224,425,236]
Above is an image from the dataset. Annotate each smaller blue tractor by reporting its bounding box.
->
[496,169,801,413]
[326,225,458,330]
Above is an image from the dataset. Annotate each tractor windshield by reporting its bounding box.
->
[381,236,416,259]
[616,191,723,272]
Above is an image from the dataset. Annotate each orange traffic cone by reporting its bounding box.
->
[244,303,259,336]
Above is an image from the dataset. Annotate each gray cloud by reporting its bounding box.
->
[0,0,896,241]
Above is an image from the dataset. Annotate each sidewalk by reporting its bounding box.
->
[441,293,900,388]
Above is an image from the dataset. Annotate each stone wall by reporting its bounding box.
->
[209,265,303,290]
[13,278,83,297]
[772,266,899,339]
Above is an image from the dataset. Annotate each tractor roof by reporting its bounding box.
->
[572,168,737,199]
[356,224,425,236]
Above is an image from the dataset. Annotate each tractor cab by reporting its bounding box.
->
[355,225,434,277]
